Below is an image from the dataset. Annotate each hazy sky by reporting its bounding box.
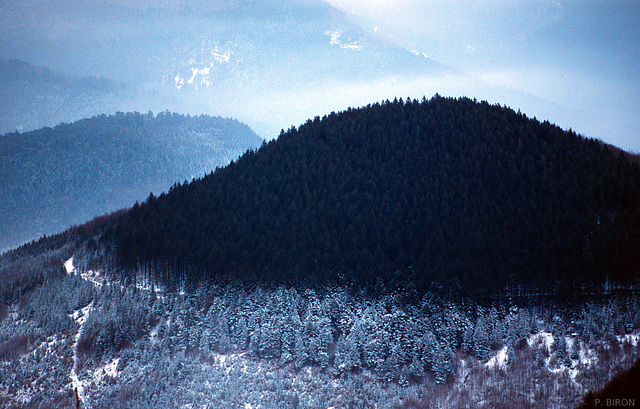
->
[325,0,640,152]
[1,0,637,151]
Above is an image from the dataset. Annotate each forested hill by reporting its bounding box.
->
[110,96,640,294]
[0,112,261,251]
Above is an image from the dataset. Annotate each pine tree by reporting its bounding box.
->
[382,344,404,382]
[258,317,282,359]
[408,352,425,379]
[280,314,298,363]
[333,334,351,375]
[473,317,491,361]
[363,338,386,373]
[432,343,454,385]
[421,331,437,369]
[399,364,410,387]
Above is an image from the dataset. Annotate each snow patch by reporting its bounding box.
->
[105,358,120,378]
[212,47,231,63]
[71,303,93,327]
[341,42,362,50]
[187,67,212,87]
[409,48,429,59]
[326,30,341,46]
[149,324,160,344]
[528,331,554,350]
[175,74,184,90]
[94,357,120,381]
[617,331,640,347]
[325,30,363,50]
[485,345,508,370]
[215,353,227,366]
[64,257,75,274]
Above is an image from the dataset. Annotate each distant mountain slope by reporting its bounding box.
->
[0,0,452,138]
[0,58,127,135]
[0,112,261,251]
[108,96,640,294]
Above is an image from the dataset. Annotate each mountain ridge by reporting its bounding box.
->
[89,96,640,296]
[2,96,639,408]
[0,111,262,251]
[0,58,126,135]
[0,0,453,139]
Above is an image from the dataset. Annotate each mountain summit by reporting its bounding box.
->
[2,97,639,408]
[107,96,640,294]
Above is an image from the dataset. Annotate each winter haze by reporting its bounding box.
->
[327,0,640,152]
[1,0,638,151]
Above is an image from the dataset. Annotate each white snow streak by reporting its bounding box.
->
[527,331,554,350]
[70,301,93,407]
[64,257,75,274]
[485,345,508,370]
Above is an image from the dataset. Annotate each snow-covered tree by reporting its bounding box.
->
[473,317,491,361]
[399,364,410,387]
[408,352,426,379]
[382,344,405,382]
[432,343,454,384]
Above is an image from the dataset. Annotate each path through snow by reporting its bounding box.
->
[68,254,93,408]
[70,301,93,408]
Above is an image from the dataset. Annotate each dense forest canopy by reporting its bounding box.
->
[97,96,640,295]
[0,111,262,250]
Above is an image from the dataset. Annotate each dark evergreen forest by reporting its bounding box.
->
[2,96,640,408]
[105,96,640,296]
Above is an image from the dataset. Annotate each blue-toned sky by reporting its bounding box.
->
[326,0,640,152]
[1,0,638,151]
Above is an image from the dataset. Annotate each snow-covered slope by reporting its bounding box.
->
[1,245,638,408]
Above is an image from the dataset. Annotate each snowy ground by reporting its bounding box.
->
[485,345,509,370]
[70,298,94,406]
[2,256,637,408]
